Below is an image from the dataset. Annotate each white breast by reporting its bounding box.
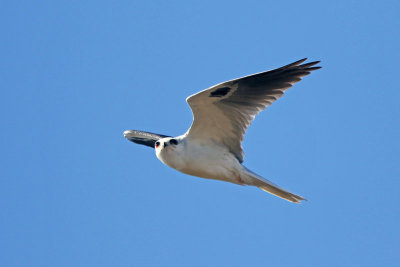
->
[156,137,243,184]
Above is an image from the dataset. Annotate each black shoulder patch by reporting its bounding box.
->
[209,87,231,97]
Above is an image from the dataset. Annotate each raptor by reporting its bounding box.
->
[124,58,321,203]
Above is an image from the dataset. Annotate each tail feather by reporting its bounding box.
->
[243,167,306,203]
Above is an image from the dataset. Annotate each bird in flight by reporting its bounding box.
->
[124,58,321,203]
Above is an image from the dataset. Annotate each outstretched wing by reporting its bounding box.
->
[124,130,171,148]
[185,58,321,163]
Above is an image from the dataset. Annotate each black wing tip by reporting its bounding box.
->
[285,59,322,75]
[281,58,307,69]
[295,58,308,64]
[300,60,321,69]
[278,58,322,72]
[308,66,322,71]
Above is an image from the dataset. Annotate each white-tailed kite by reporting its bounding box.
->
[124,58,321,203]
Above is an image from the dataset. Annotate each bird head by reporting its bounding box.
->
[155,137,179,150]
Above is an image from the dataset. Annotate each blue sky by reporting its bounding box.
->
[1,0,399,266]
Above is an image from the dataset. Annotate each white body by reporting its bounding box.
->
[156,136,245,185]
[154,135,305,203]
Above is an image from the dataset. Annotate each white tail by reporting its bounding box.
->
[243,167,306,203]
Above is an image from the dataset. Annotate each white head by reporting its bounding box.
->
[155,137,185,169]
[155,137,179,150]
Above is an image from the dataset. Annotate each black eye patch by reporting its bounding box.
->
[170,139,178,145]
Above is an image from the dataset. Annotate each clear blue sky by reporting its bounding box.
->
[1,1,399,266]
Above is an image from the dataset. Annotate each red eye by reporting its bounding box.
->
[155,141,160,148]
